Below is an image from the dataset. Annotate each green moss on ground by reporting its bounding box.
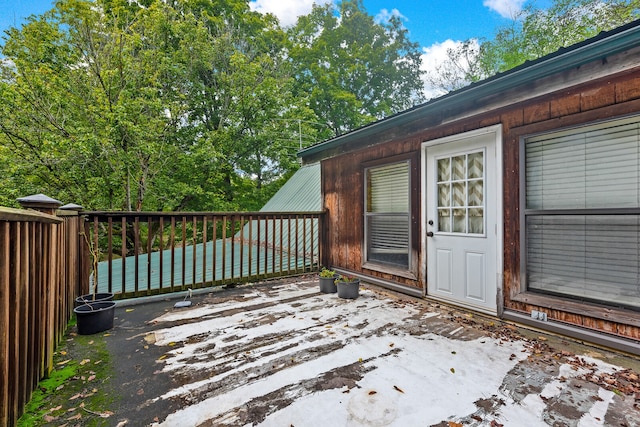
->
[18,320,116,426]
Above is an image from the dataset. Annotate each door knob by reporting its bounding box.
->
[426,231,434,237]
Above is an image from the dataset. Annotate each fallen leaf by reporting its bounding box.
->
[87,375,96,381]
[80,359,90,366]
[69,393,82,400]
[67,414,82,421]
[125,308,135,312]
[168,342,176,347]
[49,405,62,412]
[393,385,404,393]
[43,415,58,422]
[137,389,144,395]
[368,390,377,395]
[389,343,394,347]
[451,351,457,355]
[57,359,71,366]
[115,420,129,427]
[450,368,456,374]
[59,351,67,355]
[103,333,111,337]
[448,422,463,427]
[158,355,167,360]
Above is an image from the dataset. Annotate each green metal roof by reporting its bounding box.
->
[260,163,321,212]
[299,19,640,159]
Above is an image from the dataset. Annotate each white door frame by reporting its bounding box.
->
[420,125,503,314]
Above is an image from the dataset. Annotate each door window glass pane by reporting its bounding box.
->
[436,150,485,234]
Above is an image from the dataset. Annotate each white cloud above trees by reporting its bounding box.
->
[483,0,525,18]
[249,0,333,27]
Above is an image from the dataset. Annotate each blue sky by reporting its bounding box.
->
[0,0,551,96]
[1,0,549,47]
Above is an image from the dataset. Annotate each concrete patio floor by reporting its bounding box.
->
[106,277,640,426]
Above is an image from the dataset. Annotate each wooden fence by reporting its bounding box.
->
[0,206,85,427]
[82,211,326,299]
[1,207,325,425]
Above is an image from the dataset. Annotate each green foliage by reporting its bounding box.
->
[424,0,640,95]
[0,0,315,212]
[319,267,336,278]
[287,0,425,136]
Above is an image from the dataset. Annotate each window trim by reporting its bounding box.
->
[362,154,416,279]
[519,114,640,311]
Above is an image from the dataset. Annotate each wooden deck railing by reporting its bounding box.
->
[1,204,325,426]
[0,206,85,427]
[81,211,326,299]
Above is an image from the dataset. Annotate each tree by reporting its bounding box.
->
[287,0,425,137]
[0,0,313,211]
[425,0,640,95]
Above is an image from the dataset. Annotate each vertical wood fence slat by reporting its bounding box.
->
[248,216,253,278]
[0,222,10,426]
[202,217,208,285]
[231,216,236,279]
[147,216,153,292]
[107,218,113,293]
[222,217,227,282]
[121,217,126,296]
[239,216,244,279]
[212,217,218,282]
[170,217,176,292]
[0,206,76,426]
[192,216,197,288]
[134,217,140,294]
[159,217,164,290]
[181,217,186,287]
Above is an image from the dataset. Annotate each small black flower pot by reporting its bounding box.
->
[337,279,360,299]
[319,276,338,293]
[74,301,116,335]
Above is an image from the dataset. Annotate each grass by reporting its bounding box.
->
[18,317,116,427]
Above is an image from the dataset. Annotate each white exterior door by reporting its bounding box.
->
[423,126,502,314]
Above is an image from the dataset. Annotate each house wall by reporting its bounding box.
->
[321,66,640,342]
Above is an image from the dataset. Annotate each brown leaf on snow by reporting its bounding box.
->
[447,422,463,427]
[368,390,377,395]
[393,385,405,393]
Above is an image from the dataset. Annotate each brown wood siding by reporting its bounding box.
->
[503,68,640,341]
[321,65,640,342]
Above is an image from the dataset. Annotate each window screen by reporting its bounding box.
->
[365,161,410,269]
[524,116,640,309]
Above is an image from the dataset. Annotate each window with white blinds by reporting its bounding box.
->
[524,116,640,309]
[365,161,410,268]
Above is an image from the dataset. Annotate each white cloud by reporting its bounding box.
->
[483,0,525,19]
[420,39,461,99]
[374,8,407,25]
[250,0,334,27]
[420,38,481,99]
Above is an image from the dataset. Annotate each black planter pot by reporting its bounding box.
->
[75,292,114,307]
[319,276,338,293]
[74,301,116,335]
[337,279,360,299]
